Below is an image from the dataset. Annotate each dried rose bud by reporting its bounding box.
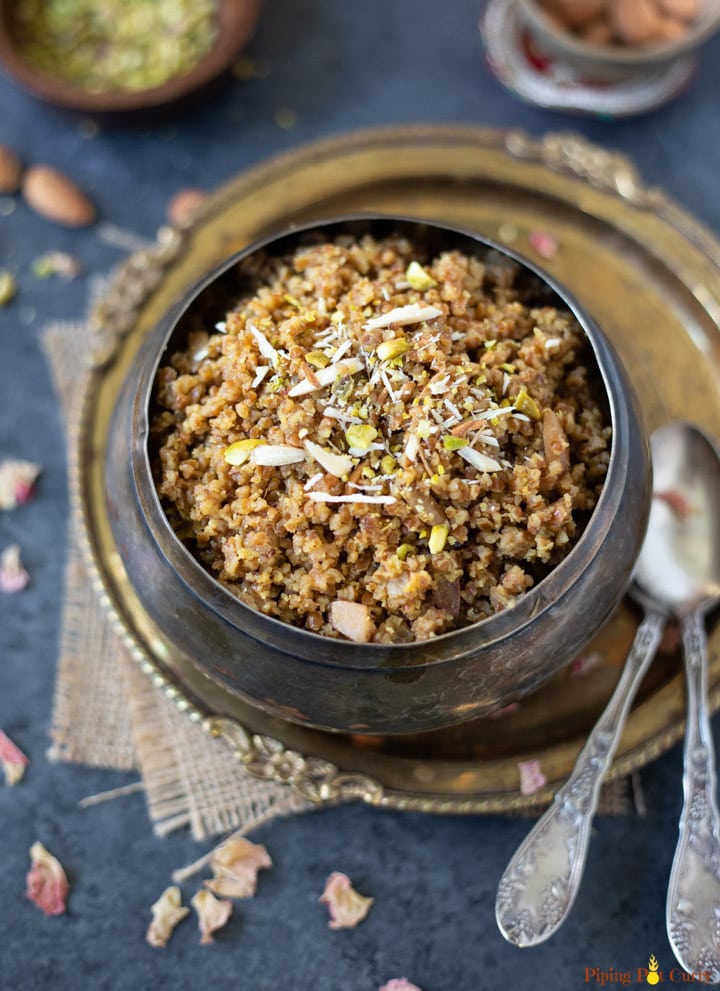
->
[0,729,29,785]
[319,872,374,930]
[569,651,603,678]
[518,758,548,796]
[166,188,207,227]
[380,981,424,991]
[0,545,29,593]
[26,842,69,916]
[204,836,272,899]
[528,230,559,259]
[146,886,189,948]
[0,459,41,510]
[489,702,521,720]
[191,889,232,945]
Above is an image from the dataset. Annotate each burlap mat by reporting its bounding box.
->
[41,283,637,840]
[42,305,310,840]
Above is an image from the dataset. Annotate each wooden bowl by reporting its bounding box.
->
[0,0,262,113]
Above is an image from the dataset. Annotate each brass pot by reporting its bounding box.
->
[105,216,651,735]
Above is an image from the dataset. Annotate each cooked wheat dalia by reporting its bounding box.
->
[152,234,610,643]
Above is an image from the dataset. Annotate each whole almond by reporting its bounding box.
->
[655,15,689,39]
[608,0,663,44]
[0,145,21,194]
[539,0,606,28]
[655,0,700,22]
[579,17,614,43]
[22,165,96,228]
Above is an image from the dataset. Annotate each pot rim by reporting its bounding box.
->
[130,214,638,670]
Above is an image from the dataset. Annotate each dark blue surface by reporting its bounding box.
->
[1,2,719,988]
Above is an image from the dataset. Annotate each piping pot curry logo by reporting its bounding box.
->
[584,956,714,985]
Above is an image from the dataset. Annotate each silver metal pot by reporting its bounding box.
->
[105,216,651,735]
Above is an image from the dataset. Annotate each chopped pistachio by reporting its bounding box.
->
[428,524,449,554]
[405,261,437,291]
[376,338,409,362]
[224,439,264,466]
[283,293,301,309]
[498,362,516,373]
[0,271,16,306]
[416,420,433,439]
[396,543,413,561]
[380,454,396,475]
[11,0,218,94]
[344,424,378,450]
[305,350,330,369]
[442,436,468,451]
[361,466,376,479]
[514,388,542,420]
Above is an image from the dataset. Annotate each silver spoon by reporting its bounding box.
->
[633,423,720,983]
[495,422,720,953]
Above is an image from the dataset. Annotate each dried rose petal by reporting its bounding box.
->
[528,230,559,259]
[0,729,28,785]
[655,489,693,520]
[380,981,424,991]
[146,886,189,948]
[319,872,374,930]
[569,651,602,678]
[489,702,521,720]
[0,459,40,510]
[0,544,30,593]
[26,841,69,916]
[191,889,232,945]
[659,622,681,655]
[518,759,547,796]
[204,836,272,899]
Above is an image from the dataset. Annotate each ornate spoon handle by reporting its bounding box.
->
[496,611,665,947]
[666,609,720,984]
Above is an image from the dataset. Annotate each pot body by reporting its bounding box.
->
[105,217,652,735]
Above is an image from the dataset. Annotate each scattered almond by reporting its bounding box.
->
[0,145,21,194]
[166,188,207,227]
[22,165,96,228]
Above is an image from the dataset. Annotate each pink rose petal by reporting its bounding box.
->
[0,729,28,785]
[528,230,559,259]
[146,886,189,948]
[191,889,232,945]
[0,544,30,593]
[518,759,547,796]
[204,836,272,899]
[655,489,693,521]
[320,872,373,930]
[26,842,69,916]
[0,459,40,510]
[489,702,521,720]
[569,651,602,678]
[380,981,424,991]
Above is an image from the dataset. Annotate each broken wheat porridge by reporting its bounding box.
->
[152,234,610,644]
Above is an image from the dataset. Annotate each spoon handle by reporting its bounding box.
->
[666,609,720,984]
[495,611,665,947]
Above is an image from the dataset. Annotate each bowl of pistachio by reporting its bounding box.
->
[0,0,262,113]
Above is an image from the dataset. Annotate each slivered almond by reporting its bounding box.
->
[303,440,353,478]
[288,357,363,397]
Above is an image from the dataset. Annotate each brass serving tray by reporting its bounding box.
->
[77,124,720,814]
